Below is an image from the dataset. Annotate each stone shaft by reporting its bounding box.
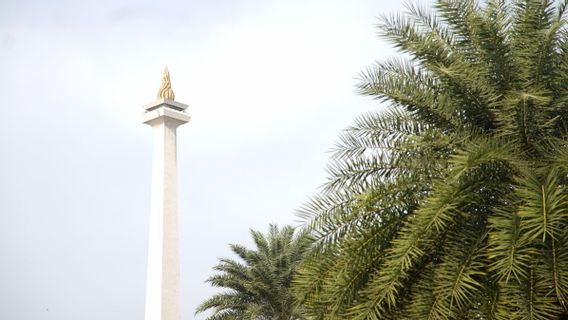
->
[143,102,189,320]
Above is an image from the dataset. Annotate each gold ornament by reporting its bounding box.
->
[157,67,175,100]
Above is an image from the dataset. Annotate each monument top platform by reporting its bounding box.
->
[143,99,188,112]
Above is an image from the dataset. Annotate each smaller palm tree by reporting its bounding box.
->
[196,224,311,320]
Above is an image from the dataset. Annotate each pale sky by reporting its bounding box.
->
[0,0,428,319]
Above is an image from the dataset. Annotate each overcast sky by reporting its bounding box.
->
[0,0,429,319]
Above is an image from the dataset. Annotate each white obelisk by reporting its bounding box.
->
[143,68,190,320]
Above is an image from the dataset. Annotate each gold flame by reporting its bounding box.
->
[157,67,175,100]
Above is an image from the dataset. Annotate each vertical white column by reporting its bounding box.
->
[143,102,189,320]
[145,116,184,320]
[143,67,189,320]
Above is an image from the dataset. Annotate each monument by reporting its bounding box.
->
[142,68,190,320]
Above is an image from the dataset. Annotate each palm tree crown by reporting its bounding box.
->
[294,0,568,319]
[197,225,311,320]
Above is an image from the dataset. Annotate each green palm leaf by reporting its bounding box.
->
[294,1,568,319]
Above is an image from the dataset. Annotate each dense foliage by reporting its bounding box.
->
[196,225,311,320]
[293,0,568,319]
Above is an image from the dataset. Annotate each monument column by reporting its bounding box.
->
[143,68,190,320]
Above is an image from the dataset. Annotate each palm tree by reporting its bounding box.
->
[293,0,568,319]
[196,225,311,320]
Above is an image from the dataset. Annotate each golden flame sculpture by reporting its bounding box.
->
[157,67,175,100]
